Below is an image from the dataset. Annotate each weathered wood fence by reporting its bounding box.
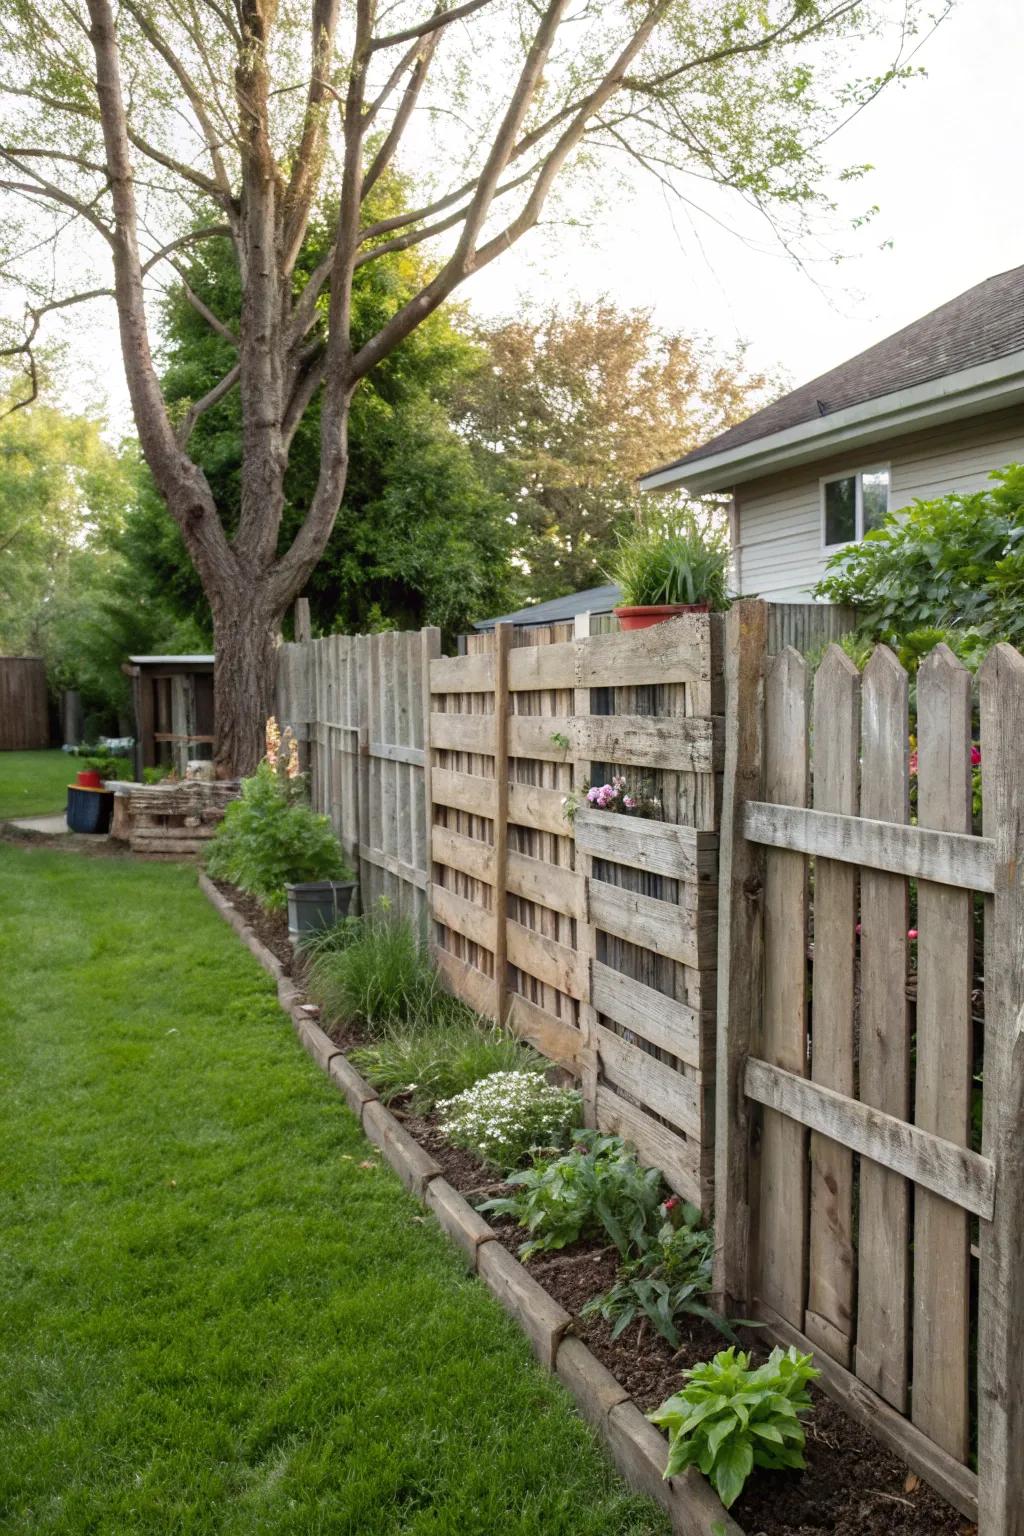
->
[0,656,49,750]
[715,600,1024,1533]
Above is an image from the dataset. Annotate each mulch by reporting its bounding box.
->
[209,879,294,969]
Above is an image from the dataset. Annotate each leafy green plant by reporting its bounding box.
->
[141,763,174,784]
[481,1130,664,1257]
[581,1206,737,1346]
[608,512,731,610]
[83,752,134,781]
[205,760,349,911]
[650,1345,819,1509]
[306,910,464,1037]
[350,1018,543,1113]
[438,1072,581,1170]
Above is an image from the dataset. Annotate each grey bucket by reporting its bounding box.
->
[285,879,357,939]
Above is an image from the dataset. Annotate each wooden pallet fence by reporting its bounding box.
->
[714,614,1024,1532]
[426,612,723,1209]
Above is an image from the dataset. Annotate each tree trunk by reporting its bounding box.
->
[212,595,281,777]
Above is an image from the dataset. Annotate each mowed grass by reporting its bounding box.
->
[0,749,74,819]
[0,844,667,1536]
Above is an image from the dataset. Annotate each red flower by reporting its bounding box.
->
[909,749,918,775]
[971,744,982,766]
[908,928,919,941]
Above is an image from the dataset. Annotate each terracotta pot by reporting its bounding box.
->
[75,769,103,789]
[613,603,710,632]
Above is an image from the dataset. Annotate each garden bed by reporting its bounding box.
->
[204,876,972,1536]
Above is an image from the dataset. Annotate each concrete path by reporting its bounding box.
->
[8,813,70,834]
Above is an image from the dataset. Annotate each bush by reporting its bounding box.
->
[650,1345,818,1509]
[608,511,731,609]
[437,1072,581,1170]
[84,753,134,782]
[480,1129,663,1255]
[350,1018,544,1114]
[306,910,465,1037]
[813,463,1024,646]
[205,760,349,911]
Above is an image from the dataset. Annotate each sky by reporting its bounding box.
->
[46,0,1023,430]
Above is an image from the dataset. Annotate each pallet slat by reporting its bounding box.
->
[574,714,721,774]
[574,809,717,883]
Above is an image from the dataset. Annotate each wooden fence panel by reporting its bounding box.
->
[0,656,49,750]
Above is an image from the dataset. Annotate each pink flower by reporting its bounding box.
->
[623,795,636,809]
[662,1196,680,1212]
[596,784,616,808]
[908,928,919,941]
[586,787,601,804]
[855,922,862,936]
[909,749,918,775]
[971,745,982,766]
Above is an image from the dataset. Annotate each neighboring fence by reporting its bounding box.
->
[715,601,1024,1533]
[0,656,49,750]
[430,612,720,1207]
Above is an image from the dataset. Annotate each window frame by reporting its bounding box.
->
[820,463,891,552]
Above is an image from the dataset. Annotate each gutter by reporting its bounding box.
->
[639,349,1024,495]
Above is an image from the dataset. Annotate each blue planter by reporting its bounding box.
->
[66,785,114,834]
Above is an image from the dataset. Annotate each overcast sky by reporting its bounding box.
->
[60,0,1020,430]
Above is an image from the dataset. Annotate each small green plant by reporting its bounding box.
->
[480,1129,664,1257]
[550,731,570,752]
[141,763,174,785]
[307,910,463,1037]
[609,512,731,610]
[437,1072,581,1170]
[650,1345,819,1509]
[581,1201,737,1346]
[350,1018,544,1113]
[205,759,349,911]
[83,753,134,782]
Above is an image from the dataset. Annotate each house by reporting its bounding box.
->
[122,654,215,777]
[639,265,1024,602]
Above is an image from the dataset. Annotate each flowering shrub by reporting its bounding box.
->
[436,1071,581,1168]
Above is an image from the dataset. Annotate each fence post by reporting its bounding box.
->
[977,642,1024,1533]
[573,611,599,1124]
[712,598,768,1311]
[492,623,512,1026]
[420,626,441,948]
[294,596,312,644]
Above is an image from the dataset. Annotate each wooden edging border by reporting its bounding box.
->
[198,873,739,1536]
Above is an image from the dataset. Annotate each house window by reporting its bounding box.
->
[822,466,890,548]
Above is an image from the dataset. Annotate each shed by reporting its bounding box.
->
[472,582,621,633]
[123,655,215,777]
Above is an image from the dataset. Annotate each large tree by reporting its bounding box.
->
[460,301,776,600]
[0,0,939,773]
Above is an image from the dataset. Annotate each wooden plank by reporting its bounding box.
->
[856,645,911,1411]
[369,740,425,767]
[755,1301,978,1523]
[595,1086,701,1206]
[428,712,496,756]
[359,843,428,891]
[506,919,585,1001]
[578,616,710,688]
[574,809,717,883]
[431,825,496,885]
[588,877,705,969]
[492,624,512,1029]
[506,992,584,1072]
[713,600,768,1296]
[804,644,859,1368]
[434,944,497,1020]
[742,802,994,893]
[745,1059,993,1220]
[430,883,498,952]
[573,714,720,774]
[591,960,701,1068]
[430,651,495,693]
[507,713,573,761]
[573,611,600,1125]
[507,849,581,918]
[912,644,973,1461]
[506,780,568,836]
[977,642,1024,1534]
[507,640,577,692]
[596,1025,700,1137]
[757,646,810,1332]
[421,628,441,946]
[431,767,498,819]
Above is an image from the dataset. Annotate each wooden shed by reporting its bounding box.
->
[0,657,50,750]
[123,655,215,777]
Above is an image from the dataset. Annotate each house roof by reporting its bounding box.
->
[128,655,215,666]
[473,583,621,631]
[641,264,1024,491]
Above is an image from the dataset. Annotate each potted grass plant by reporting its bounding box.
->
[610,513,732,630]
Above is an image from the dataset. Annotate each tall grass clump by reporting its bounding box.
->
[351,1017,544,1113]
[306,909,465,1037]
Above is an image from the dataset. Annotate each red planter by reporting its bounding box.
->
[613,603,710,632]
[75,769,103,789]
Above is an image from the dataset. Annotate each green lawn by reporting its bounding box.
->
[0,844,665,1536]
[0,749,74,819]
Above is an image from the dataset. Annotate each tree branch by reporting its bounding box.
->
[362,33,438,198]
[369,0,495,52]
[281,0,343,273]
[168,257,239,344]
[177,361,241,444]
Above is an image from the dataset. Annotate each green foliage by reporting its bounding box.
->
[306,909,464,1037]
[82,753,134,782]
[609,512,732,610]
[205,760,348,911]
[813,465,1024,647]
[650,1346,819,1509]
[481,1131,664,1258]
[437,1072,582,1171]
[142,764,174,784]
[581,1212,737,1347]
[350,1018,544,1114]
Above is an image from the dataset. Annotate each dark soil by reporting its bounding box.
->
[210,879,294,970]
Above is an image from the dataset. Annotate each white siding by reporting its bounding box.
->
[734,406,1024,602]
